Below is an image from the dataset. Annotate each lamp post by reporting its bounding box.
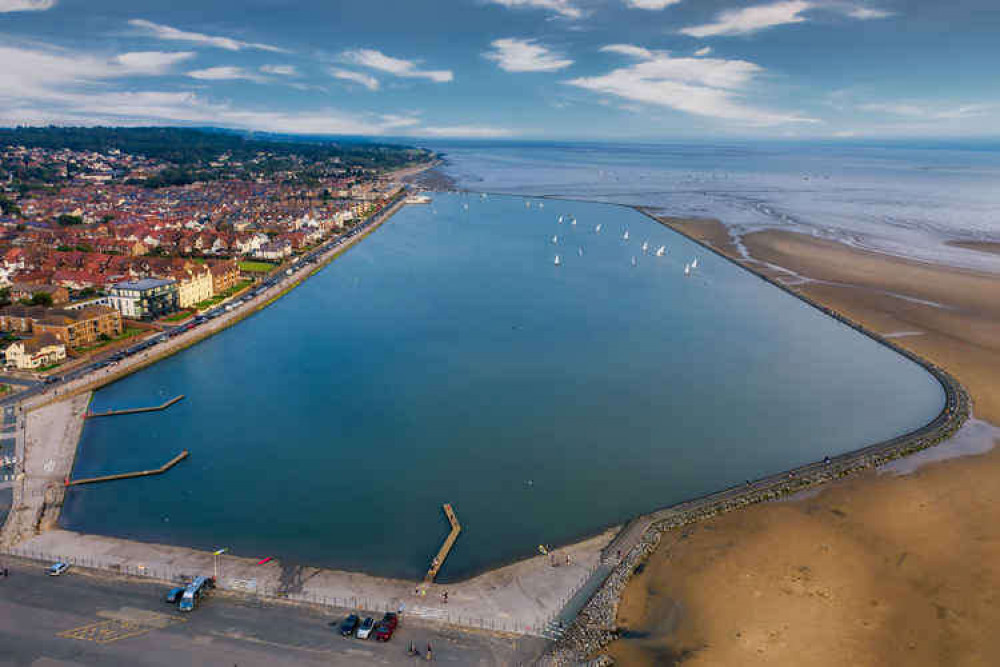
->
[213,548,228,581]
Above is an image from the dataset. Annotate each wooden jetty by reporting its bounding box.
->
[66,450,189,486]
[424,503,462,583]
[85,395,185,419]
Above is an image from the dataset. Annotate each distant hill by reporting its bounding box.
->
[0,126,433,171]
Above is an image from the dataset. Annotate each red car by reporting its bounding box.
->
[373,612,398,642]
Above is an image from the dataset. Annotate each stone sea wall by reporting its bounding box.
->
[541,208,972,665]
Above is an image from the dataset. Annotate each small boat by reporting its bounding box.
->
[578,246,584,257]
[539,202,544,209]
[595,223,602,233]
[558,215,564,224]
[691,258,699,269]
[641,241,649,253]
[623,229,630,241]
[656,245,666,257]
[525,201,531,208]
[462,203,469,211]
[551,235,558,244]
[631,256,638,267]
[554,254,561,266]
[684,263,691,276]
[571,218,577,226]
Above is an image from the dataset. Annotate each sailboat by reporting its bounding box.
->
[558,215,564,224]
[539,202,544,209]
[578,246,584,257]
[655,245,666,257]
[684,263,691,276]
[631,256,638,267]
[554,254,561,266]
[623,229,630,241]
[551,235,558,244]
[462,203,469,211]
[641,241,649,253]
[595,223,602,233]
[691,258,699,269]
[571,217,577,226]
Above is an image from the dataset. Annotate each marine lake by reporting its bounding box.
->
[62,192,944,581]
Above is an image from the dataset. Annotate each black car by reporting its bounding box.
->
[337,614,359,637]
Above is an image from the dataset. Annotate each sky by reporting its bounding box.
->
[1,0,998,140]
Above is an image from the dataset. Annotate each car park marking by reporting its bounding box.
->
[59,611,186,644]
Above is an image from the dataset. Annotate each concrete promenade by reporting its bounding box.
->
[12,527,615,636]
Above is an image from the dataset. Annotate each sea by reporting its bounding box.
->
[432,140,1000,272]
[61,142,961,581]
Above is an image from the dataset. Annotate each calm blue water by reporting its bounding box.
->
[62,192,944,581]
[432,141,1000,273]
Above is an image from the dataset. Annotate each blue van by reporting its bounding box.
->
[178,576,214,612]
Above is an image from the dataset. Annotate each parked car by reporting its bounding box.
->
[165,586,185,604]
[338,614,359,637]
[374,613,398,642]
[356,617,375,639]
[47,562,70,576]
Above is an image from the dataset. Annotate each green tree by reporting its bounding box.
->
[30,292,54,307]
[57,213,83,226]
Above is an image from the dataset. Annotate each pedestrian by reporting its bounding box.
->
[426,643,433,661]
[442,591,448,603]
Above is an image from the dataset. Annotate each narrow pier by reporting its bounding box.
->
[424,503,462,583]
[85,395,185,419]
[66,450,189,486]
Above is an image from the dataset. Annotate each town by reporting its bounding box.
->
[0,129,429,379]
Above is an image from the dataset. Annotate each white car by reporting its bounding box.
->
[48,561,70,576]
[356,617,376,639]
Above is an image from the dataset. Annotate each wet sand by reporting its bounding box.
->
[609,220,1000,666]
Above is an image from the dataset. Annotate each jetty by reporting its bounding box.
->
[85,395,184,419]
[424,503,462,583]
[65,450,189,486]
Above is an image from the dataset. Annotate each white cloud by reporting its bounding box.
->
[848,7,892,19]
[484,0,582,19]
[0,42,421,136]
[128,18,288,53]
[681,1,813,37]
[483,38,573,73]
[859,102,991,120]
[187,66,266,82]
[625,0,683,9]
[259,64,298,76]
[330,67,380,91]
[567,44,817,125]
[694,46,713,56]
[0,0,55,11]
[112,51,196,75]
[413,125,516,138]
[341,48,452,83]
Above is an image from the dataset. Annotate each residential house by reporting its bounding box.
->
[5,333,66,370]
[33,306,123,348]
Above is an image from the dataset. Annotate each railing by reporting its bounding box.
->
[4,545,584,637]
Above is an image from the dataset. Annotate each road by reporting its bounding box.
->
[0,557,546,666]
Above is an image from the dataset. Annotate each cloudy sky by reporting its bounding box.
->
[1,0,997,139]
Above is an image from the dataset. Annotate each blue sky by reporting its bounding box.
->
[1,0,998,140]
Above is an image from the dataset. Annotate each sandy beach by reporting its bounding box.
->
[609,219,1000,666]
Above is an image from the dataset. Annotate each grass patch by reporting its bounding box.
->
[194,280,252,310]
[163,310,194,323]
[74,326,145,354]
[238,260,276,273]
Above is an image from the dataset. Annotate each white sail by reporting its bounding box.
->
[641,241,649,253]
[539,202,544,209]
[554,254,561,266]
[578,247,584,257]
[623,229,630,241]
[571,218,577,226]
[656,245,666,257]
[684,263,691,276]
[631,256,638,267]
[692,258,699,269]
[595,223,602,233]
[551,235,558,244]
[558,215,564,224]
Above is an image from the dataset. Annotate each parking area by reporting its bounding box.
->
[0,557,547,666]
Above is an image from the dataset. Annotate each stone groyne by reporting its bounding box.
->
[542,208,971,665]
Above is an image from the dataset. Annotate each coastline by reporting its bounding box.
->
[4,186,984,650]
[605,218,1000,666]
